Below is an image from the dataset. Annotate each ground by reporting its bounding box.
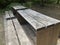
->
[31,4,60,20]
[0,4,60,45]
[0,15,5,45]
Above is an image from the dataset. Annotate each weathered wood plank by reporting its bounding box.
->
[4,11,19,45]
[13,18,33,45]
[50,24,60,45]
[24,10,52,26]
[4,19,19,45]
[17,10,45,30]
[12,6,27,10]
[37,26,53,45]
[17,9,60,30]
[25,9,60,24]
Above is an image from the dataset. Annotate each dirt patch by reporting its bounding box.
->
[0,15,5,45]
[31,5,60,20]
[31,5,60,45]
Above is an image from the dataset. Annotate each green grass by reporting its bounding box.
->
[5,3,21,10]
[0,9,5,15]
[0,3,21,15]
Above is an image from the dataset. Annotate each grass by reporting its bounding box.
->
[0,3,22,15]
[5,3,22,10]
[0,10,5,15]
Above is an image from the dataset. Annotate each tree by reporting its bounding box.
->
[57,0,60,4]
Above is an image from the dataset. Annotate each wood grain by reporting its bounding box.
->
[17,10,45,30]
[13,19,33,45]
[17,9,60,30]
[4,19,19,45]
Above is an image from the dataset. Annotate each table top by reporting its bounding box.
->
[12,6,60,30]
[17,9,60,30]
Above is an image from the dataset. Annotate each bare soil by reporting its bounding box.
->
[31,5,60,20]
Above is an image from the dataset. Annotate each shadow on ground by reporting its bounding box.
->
[31,5,60,20]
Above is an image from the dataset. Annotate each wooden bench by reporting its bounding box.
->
[12,6,60,45]
[4,11,35,45]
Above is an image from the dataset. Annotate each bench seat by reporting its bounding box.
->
[17,9,60,30]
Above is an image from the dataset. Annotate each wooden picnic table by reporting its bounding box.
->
[12,6,60,45]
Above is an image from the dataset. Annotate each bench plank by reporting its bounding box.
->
[25,9,60,24]
[7,20,19,45]
[12,6,27,10]
[4,11,19,45]
[17,9,60,30]
[13,19,33,45]
[4,20,19,45]
[17,10,45,30]
[24,10,52,26]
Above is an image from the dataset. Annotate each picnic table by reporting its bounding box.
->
[12,5,60,45]
[4,5,60,45]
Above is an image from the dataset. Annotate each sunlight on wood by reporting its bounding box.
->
[57,38,60,45]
